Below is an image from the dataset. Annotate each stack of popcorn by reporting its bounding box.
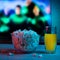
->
[11,29,40,51]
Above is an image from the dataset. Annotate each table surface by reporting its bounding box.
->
[0,44,60,60]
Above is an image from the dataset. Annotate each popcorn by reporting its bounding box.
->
[11,29,40,51]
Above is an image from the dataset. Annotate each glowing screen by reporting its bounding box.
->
[0,0,51,36]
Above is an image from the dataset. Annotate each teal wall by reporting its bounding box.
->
[51,0,60,41]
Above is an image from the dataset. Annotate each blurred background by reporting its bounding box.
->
[0,0,56,44]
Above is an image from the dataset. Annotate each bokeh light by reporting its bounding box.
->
[10,14,25,24]
[27,18,32,22]
[0,25,9,32]
[1,17,10,24]
[45,5,50,14]
[31,19,36,25]
[21,7,28,15]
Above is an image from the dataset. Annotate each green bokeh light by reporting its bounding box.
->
[31,19,36,25]
[39,15,50,22]
[27,18,32,22]
[39,17,46,22]
[1,17,10,24]
[10,14,25,24]
[27,18,36,25]
[21,7,28,15]
[0,25,9,32]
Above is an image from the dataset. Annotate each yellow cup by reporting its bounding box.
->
[44,34,57,53]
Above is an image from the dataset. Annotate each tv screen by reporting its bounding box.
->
[0,0,51,43]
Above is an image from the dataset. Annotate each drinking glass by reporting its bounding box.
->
[44,26,57,53]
